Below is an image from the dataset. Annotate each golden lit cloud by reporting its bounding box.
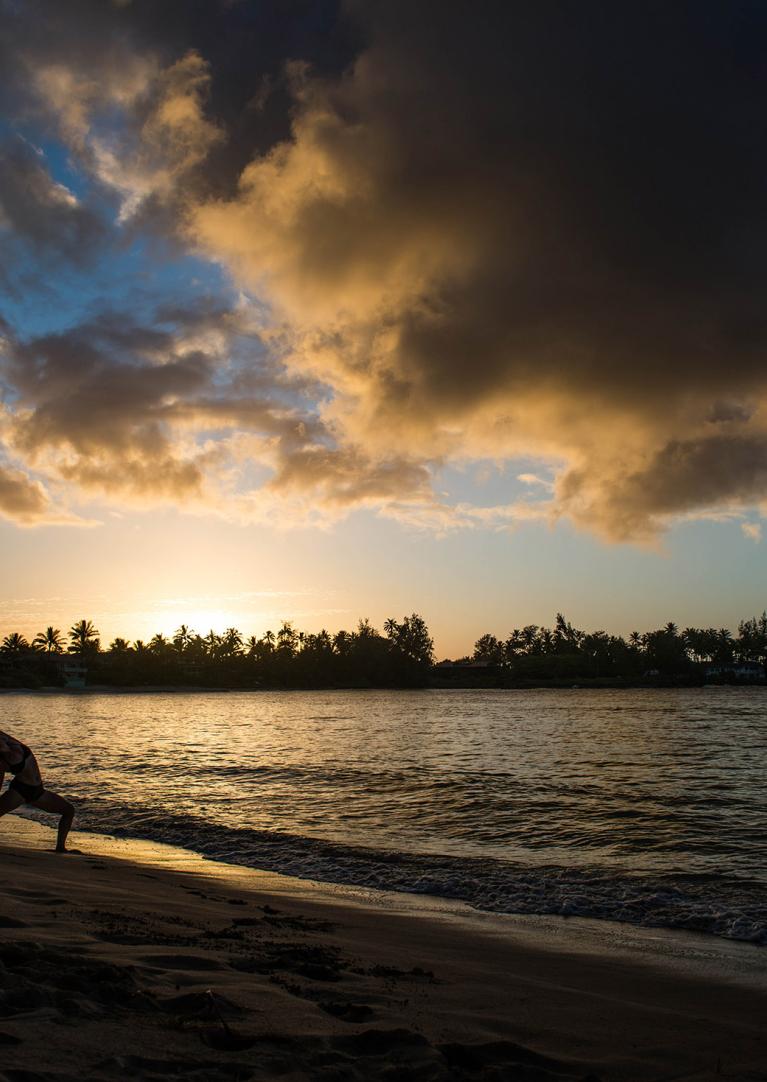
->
[185,12,767,542]
[2,2,767,541]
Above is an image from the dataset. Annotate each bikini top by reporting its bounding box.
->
[5,744,29,775]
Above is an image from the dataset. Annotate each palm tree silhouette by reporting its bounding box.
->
[149,633,170,654]
[221,627,243,658]
[2,632,29,654]
[33,626,64,653]
[205,630,222,659]
[69,619,100,655]
[172,625,193,654]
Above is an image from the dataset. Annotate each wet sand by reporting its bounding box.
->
[0,816,765,1081]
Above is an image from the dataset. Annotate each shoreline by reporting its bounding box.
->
[1,681,766,694]
[1,817,766,1080]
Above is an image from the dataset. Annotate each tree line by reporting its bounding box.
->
[0,615,435,689]
[1,611,764,689]
[469,612,767,682]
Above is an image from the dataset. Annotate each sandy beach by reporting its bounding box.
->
[0,818,764,1081]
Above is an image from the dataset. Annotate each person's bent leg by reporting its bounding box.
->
[31,790,76,852]
[0,788,25,818]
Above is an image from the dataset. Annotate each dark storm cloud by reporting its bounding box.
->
[0,0,358,209]
[3,1,767,534]
[189,1,767,536]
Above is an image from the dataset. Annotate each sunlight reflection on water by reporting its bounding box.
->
[5,686,765,880]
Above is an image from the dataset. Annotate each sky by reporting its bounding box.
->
[0,0,765,658]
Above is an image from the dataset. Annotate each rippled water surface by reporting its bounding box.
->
[4,688,766,941]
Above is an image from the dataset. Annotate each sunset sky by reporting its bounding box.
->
[0,0,765,657]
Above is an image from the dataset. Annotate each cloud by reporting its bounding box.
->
[0,138,104,261]
[4,3,767,538]
[267,445,432,507]
[0,463,50,523]
[742,522,762,543]
[517,473,554,491]
[185,3,767,539]
[559,434,767,541]
[89,50,224,221]
[0,302,434,521]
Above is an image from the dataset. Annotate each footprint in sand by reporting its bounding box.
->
[230,942,345,981]
[0,915,27,928]
[96,1055,253,1079]
[2,889,67,905]
[138,953,225,971]
[199,1026,258,1052]
[158,990,245,1020]
[319,1000,375,1023]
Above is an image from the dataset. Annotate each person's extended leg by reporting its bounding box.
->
[30,790,76,852]
[0,788,25,818]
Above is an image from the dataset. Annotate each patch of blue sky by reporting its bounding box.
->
[432,458,557,507]
[0,121,241,339]
[99,240,236,326]
[3,229,235,342]
[228,458,275,495]
[0,119,94,203]
[34,136,91,202]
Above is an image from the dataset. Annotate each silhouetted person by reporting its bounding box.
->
[0,729,77,853]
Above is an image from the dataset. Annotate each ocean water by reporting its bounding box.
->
[4,687,766,943]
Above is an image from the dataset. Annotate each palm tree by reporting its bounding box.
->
[333,629,352,656]
[172,625,193,654]
[149,633,170,654]
[33,626,64,654]
[277,621,298,655]
[713,627,734,665]
[473,633,503,663]
[504,629,524,660]
[69,618,100,655]
[520,625,538,653]
[2,632,29,654]
[221,627,243,658]
[109,637,131,653]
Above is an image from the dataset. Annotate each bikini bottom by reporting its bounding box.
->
[9,777,44,803]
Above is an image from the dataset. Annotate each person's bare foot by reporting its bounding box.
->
[53,847,82,854]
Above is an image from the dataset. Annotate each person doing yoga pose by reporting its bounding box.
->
[0,729,76,853]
